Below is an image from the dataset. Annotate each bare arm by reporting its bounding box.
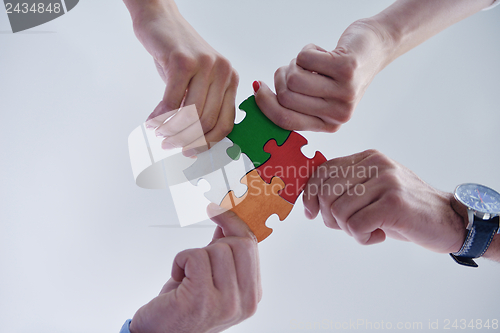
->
[255,0,496,132]
[122,0,239,156]
[371,0,496,70]
[304,150,500,264]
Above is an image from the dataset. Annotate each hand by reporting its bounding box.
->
[303,150,467,254]
[129,204,261,333]
[254,19,395,132]
[131,3,239,155]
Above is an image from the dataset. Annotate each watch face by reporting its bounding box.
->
[455,183,500,215]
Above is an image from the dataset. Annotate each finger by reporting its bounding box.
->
[216,236,260,311]
[198,74,238,146]
[145,100,179,129]
[301,43,328,53]
[277,66,353,127]
[182,74,237,156]
[171,248,213,286]
[226,238,262,312]
[181,135,210,157]
[211,225,225,243]
[254,81,326,131]
[208,203,261,306]
[159,123,205,150]
[155,104,201,138]
[286,59,351,101]
[328,176,384,236]
[341,182,402,245]
[330,176,381,227]
[320,166,377,234]
[319,198,340,230]
[304,150,375,218]
[303,162,331,219]
[205,242,238,293]
[197,75,227,135]
[274,67,333,120]
[207,204,257,242]
[182,72,209,119]
[347,201,389,245]
[159,277,181,295]
[295,44,341,79]
[158,67,192,117]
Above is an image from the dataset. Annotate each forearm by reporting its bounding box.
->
[366,0,495,70]
[122,0,181,26]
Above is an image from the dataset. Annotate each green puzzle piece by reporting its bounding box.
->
[227,95,291,167]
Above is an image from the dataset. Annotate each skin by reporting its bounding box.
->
[129,204,262,333]
[123,0,239,156]
[254,0,496,132]
[303,150,500,261]
[123,0,494,139]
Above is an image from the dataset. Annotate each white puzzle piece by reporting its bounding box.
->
[183,138,254,204]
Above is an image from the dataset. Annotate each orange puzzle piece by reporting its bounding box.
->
[221,170,293,242]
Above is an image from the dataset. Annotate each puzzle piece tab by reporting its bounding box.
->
[189,154,254,204]
[183,138,254,204]
[183,138,236,181]
[227,96,291,168]
[257,131,327,203]
[221,170,293,242]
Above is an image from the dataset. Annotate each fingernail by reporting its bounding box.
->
[182,148,197,158]
[155,131,165,138]
[304,207,313,220]
[207,203,228,217]
[252,80,260,94]
[209,203,224,212]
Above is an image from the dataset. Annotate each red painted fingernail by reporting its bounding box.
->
[252,81,260,94]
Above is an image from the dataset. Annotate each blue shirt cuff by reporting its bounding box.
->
[120,319,132,333]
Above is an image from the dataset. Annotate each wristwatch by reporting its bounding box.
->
[450,183,500,267]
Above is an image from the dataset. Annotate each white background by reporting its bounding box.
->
[1,1,499,332]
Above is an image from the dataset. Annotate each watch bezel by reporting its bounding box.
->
[454,183,500,220]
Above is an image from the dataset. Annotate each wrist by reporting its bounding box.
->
[351,17,399,73]
[448,194,468,254]
[449,184,500,265]
[365,0,495,67]
[125,0,181,30]
[360,13,403,70]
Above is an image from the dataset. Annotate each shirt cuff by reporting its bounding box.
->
[120,319,132,333]
[483,0,500,10]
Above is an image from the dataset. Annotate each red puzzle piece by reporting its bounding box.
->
[256,131,327,203]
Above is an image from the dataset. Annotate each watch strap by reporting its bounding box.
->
[450,215,499,267]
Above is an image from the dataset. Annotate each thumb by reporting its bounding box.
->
[300,43,328,53]
[159,277,181,295]
[207,203,256,241]
[253,81,295,130]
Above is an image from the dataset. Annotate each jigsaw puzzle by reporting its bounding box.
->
[182,95,327,242]
[227,96,291,168]
[130,93,328,240]
[220,170,293,242]
[183,138,254,204]
[256,131,327,204]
